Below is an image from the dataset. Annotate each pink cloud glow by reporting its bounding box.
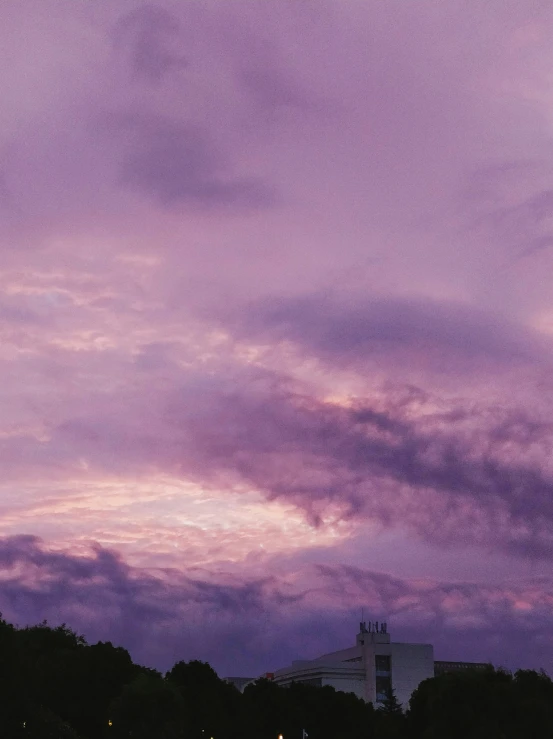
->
[0,0,552,675]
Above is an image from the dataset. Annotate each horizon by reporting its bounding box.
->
[0,615,522,680]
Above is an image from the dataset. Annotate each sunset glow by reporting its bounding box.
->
[0,0,553,677]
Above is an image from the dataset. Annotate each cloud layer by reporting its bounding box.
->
[0,0,552,676]
[2,536,553,675]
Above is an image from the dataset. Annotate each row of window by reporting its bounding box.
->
[434,661,489,676]
[285,655,393,702]
[375,655,391,672]
[375,655,391,702]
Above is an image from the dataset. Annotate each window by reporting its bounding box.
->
[295,678,322,688]
[375,676,391,702]
[375,655,391,673]
[375,656,392,702]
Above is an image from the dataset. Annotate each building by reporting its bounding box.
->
[225,672,275,693]
[226,624,491,709]
[434,660,489,677]
[273,621,434,709]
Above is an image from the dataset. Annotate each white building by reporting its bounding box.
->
[273,622,434,709]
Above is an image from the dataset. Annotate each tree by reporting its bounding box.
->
[243,680,375,739]
[166,659,242,739]
[379,688,403,716]
[66,641,137,738]
[376,688,404,739]
[407,667,513,739]
[15,706,84,739]
[0,614,25,730]
[243,678,288,739]
[110,673,184,739]
[509,669,553,739]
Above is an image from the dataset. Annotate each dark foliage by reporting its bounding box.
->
[1,614,553,739]
[242,679,375,739]
[375,688,404,739]
[407,665,553,739]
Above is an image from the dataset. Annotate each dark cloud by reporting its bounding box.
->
[1,536,553,675]
[235,293,546,367]
[113,5,188,84]
[49,364,553,557]
[163,377,553,557]
[0,334,545,561]
[111,113,273,208]
[23,355,550,559]
[314,564,553,672]
[0,535,281,674]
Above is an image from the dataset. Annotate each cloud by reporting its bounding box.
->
[0,535,279,673]
[465,162,553,262]
[113,5,188,84]
[234,31,327,117]
[0,0,553,679]
[234,293,548,369]
[111,113,274,208]
[1,535,553,675]
[10,355,547,559]
[240,65,313,113]
[160,373,553,558]
[311,563,553,670]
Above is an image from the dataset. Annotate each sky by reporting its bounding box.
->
[1,0,553,678]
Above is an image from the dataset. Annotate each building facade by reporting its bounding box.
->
[273,622,434,709]
[434,660,489,676]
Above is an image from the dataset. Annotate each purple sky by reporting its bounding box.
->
[1,0,553,677]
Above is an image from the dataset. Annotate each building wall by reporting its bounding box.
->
[234,633,486,712]
[321,676,366,701]
[274,630,434,710]
[434,660,489,676]
[389,643,434,709]
[358,629,391,703]
[315,646,361,662]
[275,663,365,687]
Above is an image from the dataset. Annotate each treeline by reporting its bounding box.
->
[1,616,553,739]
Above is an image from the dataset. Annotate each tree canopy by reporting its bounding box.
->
[0,614,552,739]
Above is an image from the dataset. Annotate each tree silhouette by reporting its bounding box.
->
[2,615,553,739]
[110,673,184,739]
[376,687,404,739]
[379,687,403,715]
